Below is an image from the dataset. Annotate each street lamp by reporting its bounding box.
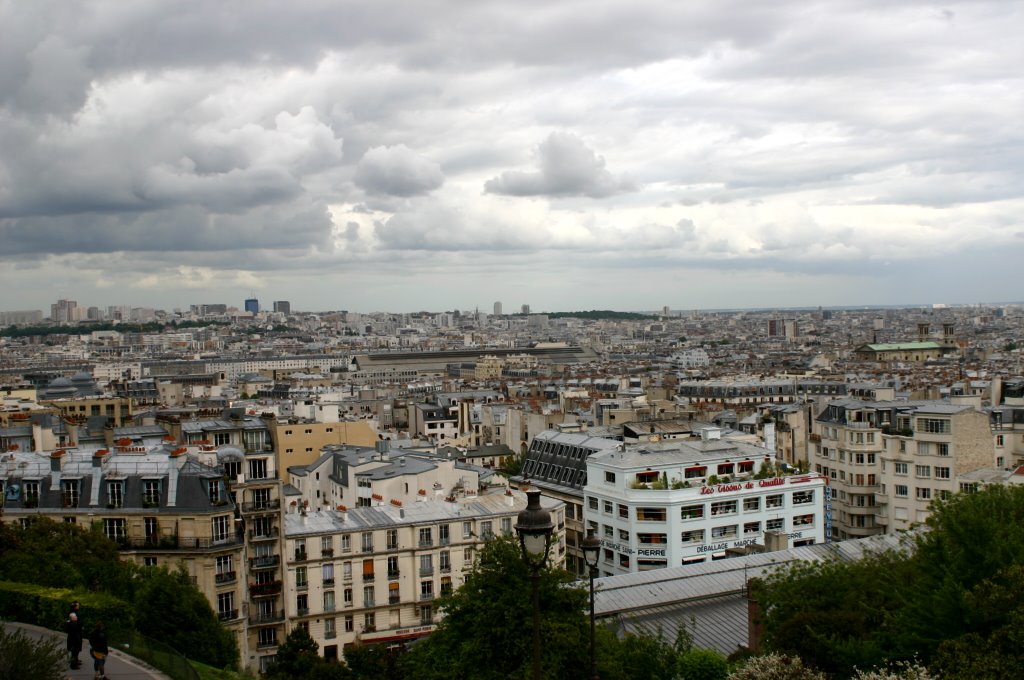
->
[515,489,554,680]
[581,528,602,680]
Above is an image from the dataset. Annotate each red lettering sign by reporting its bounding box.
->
[758,477,785,488]
[699,486,715,495]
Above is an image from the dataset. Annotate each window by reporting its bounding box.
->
[792,514,814,527]
[684,466,707,479]
[895,485,909,498]
[257,627,277,648]
[103,518,126,542]
[996,435,1005,447]
[343,588,353,607]
[212,515,230,543]
[637,533,667,545]
[635,507,666,522]
[363,586,375,607]
[440,576,453,596]
[439,551,451,573]
[322,563,335,585]
[918,418,950,434]
[143,480,161,507]
[618,529,630,541]
[603,524,613,537]
[295,566,307,588]
[439,524,450,545]
[711,525,737,539]
[361,532,373,552]
[321,536,333,555]
[915,465,931,478]
[208,479,221,504]
[792,490,814,505]
[143,557,158,567]
[710,500,737,516]
[916,488,932,501]
[934,467,951,480]
[60,480,79,508]
[420,580,434,601]
[296,594,308,615]
[937,443,950,457]
[324,617,336,639]
[765,494,783,509]
[217,592,235,620]
[738,461,754,474]
[895,462,908,475]
[107,481,123,508]
[420,554,433,576]
[717,463,734,475]
[341,534,351,552]
[744,521,761,535]
[587,496,598,510]
[344,615,354,632]
[681,504,704,520]
[766,518,784,531]
[680,529,705,544]
[604,471,616,483]
[603,500,613,514]
[248,458,268,480]
[420,605,433,625]
[743,497,760,512]
[463,521,473,538]
[419,527,433,547]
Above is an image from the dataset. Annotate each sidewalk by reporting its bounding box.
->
[2,622,173,680]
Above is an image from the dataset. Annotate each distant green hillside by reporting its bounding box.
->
[545,310,657,320]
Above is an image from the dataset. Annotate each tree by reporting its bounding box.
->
[677,648,729,680]
[132,567,238,668]
[401,536,592,680]
[727,653,826,680]
[265,627,352,680]
[0,626,66,680]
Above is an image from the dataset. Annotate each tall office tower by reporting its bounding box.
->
[87,307,102,320]
[662,305,671,318]
[273,301,291,314]
[521,304,530,315]
[493,301,502,316]
[244,298,259,314]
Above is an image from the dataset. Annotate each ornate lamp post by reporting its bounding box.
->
[581,528,602,680]
[515,489,554,680]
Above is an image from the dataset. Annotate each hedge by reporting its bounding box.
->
[0,581,133,640]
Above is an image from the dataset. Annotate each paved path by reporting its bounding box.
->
[2,622,173,680]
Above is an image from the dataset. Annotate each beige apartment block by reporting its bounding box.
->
[271,419,379,469]
[814,399,995,539]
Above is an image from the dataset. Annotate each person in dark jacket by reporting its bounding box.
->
[65,601,83,669]
[89,621,109,680]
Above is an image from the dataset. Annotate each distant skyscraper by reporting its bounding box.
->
[50,299,78,322]
[662,305,671,318]
[273,301,291,314]
[521,304,530,315]
[493,301,502,316]
[244,298,259,314]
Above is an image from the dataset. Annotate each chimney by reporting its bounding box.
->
[764,530,789,552]
[746,577,764,654]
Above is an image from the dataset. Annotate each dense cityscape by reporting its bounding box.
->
[1,299,1022,677]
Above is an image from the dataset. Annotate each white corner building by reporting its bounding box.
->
[582,429,828,575]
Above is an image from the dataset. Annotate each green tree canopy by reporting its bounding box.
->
[132,566,238,668]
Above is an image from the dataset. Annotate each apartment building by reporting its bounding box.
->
[583,431,827,575]
[813,399,993,538]
[283,448,564,660]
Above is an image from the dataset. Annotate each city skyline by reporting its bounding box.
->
[1,1,1022,311]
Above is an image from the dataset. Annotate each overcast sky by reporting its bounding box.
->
[2,1,1022,314]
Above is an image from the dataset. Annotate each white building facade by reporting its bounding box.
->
[583,435,828,576]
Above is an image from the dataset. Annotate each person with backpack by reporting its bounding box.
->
[89,621,109,680]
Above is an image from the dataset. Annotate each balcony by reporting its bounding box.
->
[297,607,309,616]
[386,542,399,551]
[363,573,375,583]
[321,548,334,558]
[118,532,245,551]
[438,536,450,546]
[294,550,308,562]
[248,527,279,541]
[324,630,337,640]
[249,580,282,597]
[214,571,237,585]
[241,499,281,513]
[296,582,308,592]
[324,603,337,613]
[217,609,239,622]
[418,539,433,548]
[388,571,400,581]
[249,555,280,570]
[440,565,451,574]
[419,567,434,577]
[419,593,434,602]
[389,594,401,605]
[323,578,336,586]
[249,610,285,625]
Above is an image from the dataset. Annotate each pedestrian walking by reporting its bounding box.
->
[89,621,109,680]
[65,600,83,670]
